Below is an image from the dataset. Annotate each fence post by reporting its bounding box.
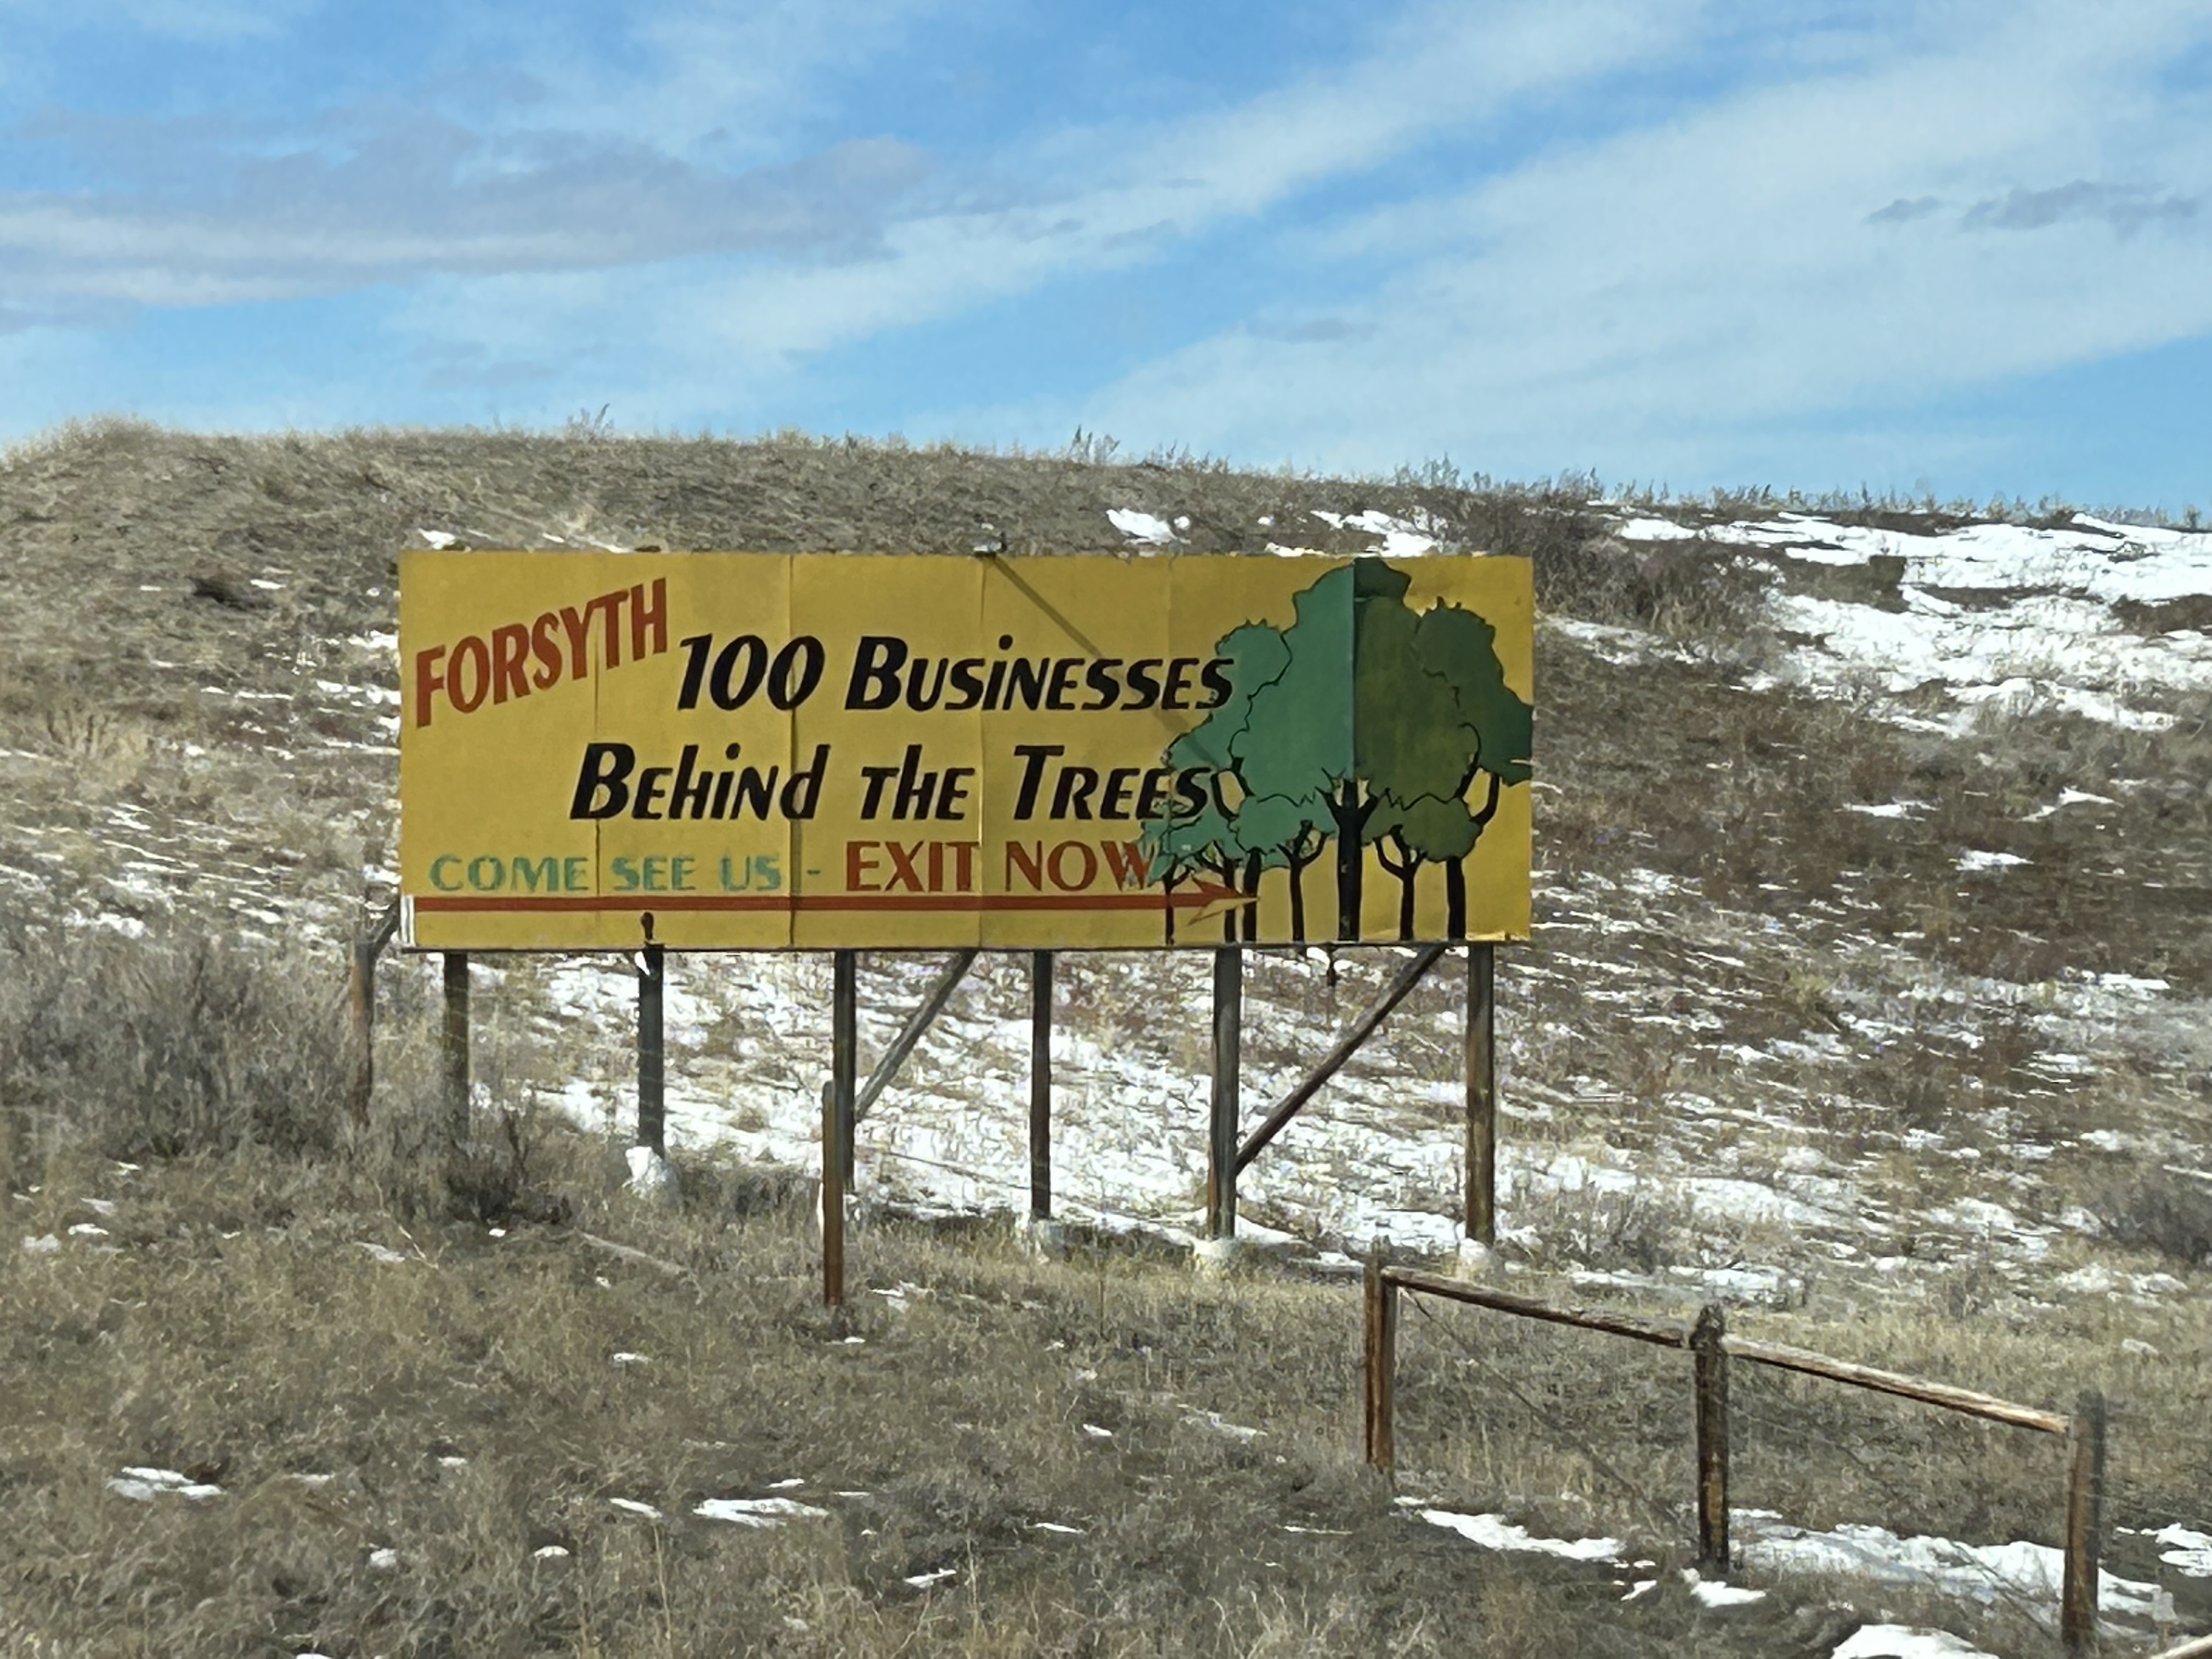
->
[636,938,665,1157]
[441,951,470,1154]
[1205,946,1242,1248]
[1030,951,1052,1223]
[347,935,376,1125]
[1465,942,1497,1252]
[1692,1304,1731,1572]
[2062,1389,2106,1657]
[831,949,857,1187]
[820,1074,845,1311]
[1362,1242,1398,1474]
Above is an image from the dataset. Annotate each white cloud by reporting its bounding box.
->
[1025,0,2212,476]
[381,0,1702,407]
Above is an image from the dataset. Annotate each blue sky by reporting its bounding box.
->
[4,0,2210,507]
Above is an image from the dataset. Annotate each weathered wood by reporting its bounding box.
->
[1691,1304,1731,1572]
[2061,1390,2107,1657]
[1363,1242,1397,1472]
[1465,942,1497,1248]
[577,1230,689,1280]
[853,949,978,1123]
[820,1071,845,1310]
[831,949,858,1186]
[442,951,470,1152]
[347,901,402,1128]
[1029,951,1052,1222]
[1205,947,1242,1240]
[2147,1634,2212,1659]
[1234,943,1445,1175]
[636,943,665,1156]
[347,936,376,1125]
[369,896,402,957]
[1722,1336,2072,1434]
[1383,1267,1691,1348]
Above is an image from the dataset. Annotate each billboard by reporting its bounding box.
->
[398,551,1532,951]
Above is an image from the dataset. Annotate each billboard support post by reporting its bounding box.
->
[442,951,470,1155]
[1465,943,1497,1254]
[820,1072,845,1311]
[832,949,858,1188]
[636,929,665,1158]
[1205,947,1242,1250]
[1030,951,1053,1223]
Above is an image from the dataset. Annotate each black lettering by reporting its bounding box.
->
[711,635,769,709]
[769,636,824,709]
[1172,766,1210,820]
[668,744,712,818]
[632,766,672,820]
[1161,656,1197,710]
[1135,766,1174,821]
[780,745,828,819]
[731,764,779,818]
[906,657,949,710]
[1046,656,1082,710]
[1051,765,1099,821]
[1083,658,1123,710]
[1199,656,1233,709]
[1100,766,1139,819]
[1125,657,1163,710]
[859,763,898,819]
[676,633,712,709]
[570,742,634,818]
[936,766,973,820]
[1011,743,1064,821]
[945,657,986,711]
[845,636,907,710]
[1005,657,1047,711]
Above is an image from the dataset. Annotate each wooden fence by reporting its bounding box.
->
[1361,1251,2109,1657]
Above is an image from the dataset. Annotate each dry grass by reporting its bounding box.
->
[3,420,2210,1652]
[4,1131,1827,1657]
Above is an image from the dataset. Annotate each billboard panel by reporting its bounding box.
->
[399,551,1532,951]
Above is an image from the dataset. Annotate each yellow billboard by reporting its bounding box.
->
[398,551,1532,951]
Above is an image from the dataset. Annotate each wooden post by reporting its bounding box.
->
[1692,1304,1731,1572]
[831,949,857,1187]
[636,941,665,1158]
[820,1076,845,1310]
[346,935,376,1125]
[1205,947,1242,1242]
[441,951,470,1153]
[1363,1243,1397,1472]
[2061,1389,2106,1657]
[1029,951,1052,1222]
[1465,942,1497,1249]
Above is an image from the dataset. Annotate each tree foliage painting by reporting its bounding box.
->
[1142,558,1531,944]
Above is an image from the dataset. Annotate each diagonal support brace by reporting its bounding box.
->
[1235,943,1446,1175]
[853,949,979,1124]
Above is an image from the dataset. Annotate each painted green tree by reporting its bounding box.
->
[1143,558,1531,942]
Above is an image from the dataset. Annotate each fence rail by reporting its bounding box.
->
[1361,1251,2108,1657]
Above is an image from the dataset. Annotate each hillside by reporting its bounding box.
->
[2,419,2208,1657]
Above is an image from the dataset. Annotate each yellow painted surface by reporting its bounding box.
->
[399,551,1532,951]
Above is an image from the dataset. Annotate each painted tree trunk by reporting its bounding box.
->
[1329,783,1374,939]
[1240,848,1264,942]
[1444,859,1467,938]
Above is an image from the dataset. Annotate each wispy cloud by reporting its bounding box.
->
[0,114,931,307]
[997,0,2212,478]
[1957,180,2197,234]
